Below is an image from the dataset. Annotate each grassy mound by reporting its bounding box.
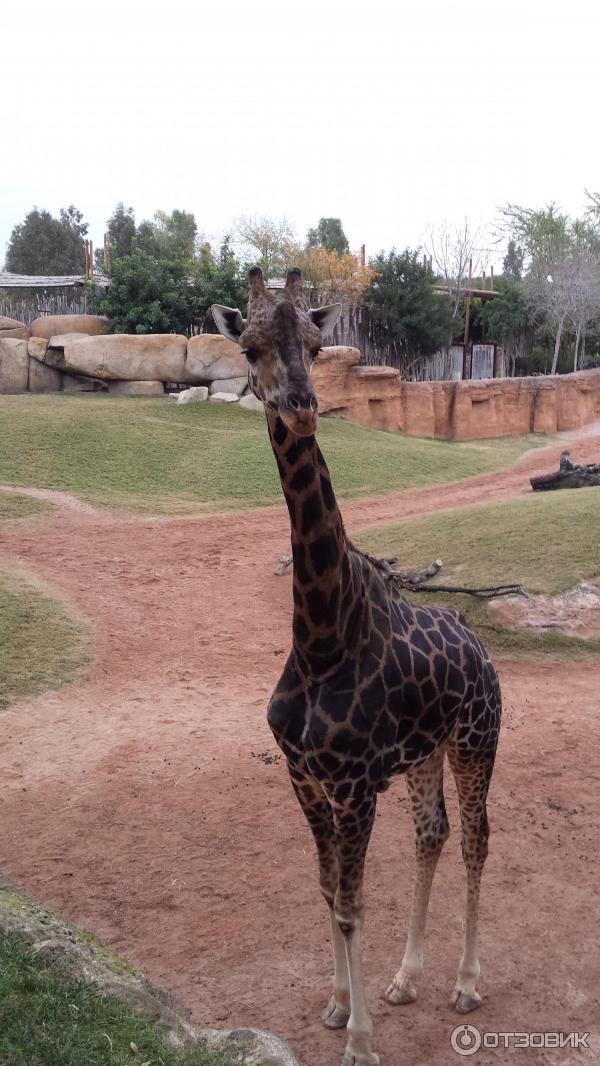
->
[358,486,600,657]
[0,567,87,709]
[0,934,232,1066]
[0,394,548,514]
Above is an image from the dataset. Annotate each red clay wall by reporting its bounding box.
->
[312,347,600,440]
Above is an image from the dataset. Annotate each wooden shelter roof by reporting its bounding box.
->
[0,272,110,288]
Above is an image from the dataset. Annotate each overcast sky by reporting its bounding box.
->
[2,0,599,271]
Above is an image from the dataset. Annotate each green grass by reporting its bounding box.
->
[0,394,549,514]
[0,494,49,520]
[0,934,232,1066]
[357,487,600,657]
[0,568,88,709]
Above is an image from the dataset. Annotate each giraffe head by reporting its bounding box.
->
[212,267,341,437]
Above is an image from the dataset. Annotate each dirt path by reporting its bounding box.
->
[1,431,599,1066]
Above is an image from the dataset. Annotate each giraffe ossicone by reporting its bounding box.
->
[212,268,501,1066]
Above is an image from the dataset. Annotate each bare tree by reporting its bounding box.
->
[425,218,484,322]
[234,215,298,277]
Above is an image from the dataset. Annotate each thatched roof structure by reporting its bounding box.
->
[0,272,110,288]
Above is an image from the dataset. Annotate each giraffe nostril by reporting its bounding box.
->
[287,393,301,411]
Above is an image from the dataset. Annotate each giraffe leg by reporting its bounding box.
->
[385,751,449,1006]
[331,793,380,1066]
[287,767,350,1029]
[447,747,495,1014]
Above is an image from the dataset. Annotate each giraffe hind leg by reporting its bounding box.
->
[385,750,449,1006]
[447,741,497,1013]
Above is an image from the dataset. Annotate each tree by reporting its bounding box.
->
[5,205,88,274]
[478,277,535,373]
[425,218,483,327]
[306,217,349,255]
[106,202,137,261]
[365,250,453,367]
[502,240,524,279]
[502,204,573,372]
[133,209,198,263]
[193,238,247,332]
[88,250,202,335]
[234,215,297,276]
[293,246,372,306]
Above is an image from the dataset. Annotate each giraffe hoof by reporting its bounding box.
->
[341,1054,380,1066]
[322,995,350,1029]
[450,988,481,1013]
[384,978,417,1005]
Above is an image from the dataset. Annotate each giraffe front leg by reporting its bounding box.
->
[287,767,350,1029]
[332,794,380,1066]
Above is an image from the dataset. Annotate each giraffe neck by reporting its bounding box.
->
[267,411,361,678]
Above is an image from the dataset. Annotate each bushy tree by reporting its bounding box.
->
[306,217,349,255]
[5,205,88,274]
[234,215,296,276]
[366,250,453,362]
[88,251,201,335]
[194,239,247,332]
[294,245,372,305]
[477,276,535,372]
[106,203,137,260]
[502,240,524,279]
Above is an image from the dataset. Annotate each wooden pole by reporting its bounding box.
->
[89,241,94,279]
[490,265,494,288]
[462,294,472,379]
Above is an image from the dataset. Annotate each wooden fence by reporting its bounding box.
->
[0,288,88,325]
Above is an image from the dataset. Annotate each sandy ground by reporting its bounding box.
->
[1,430,599,1066]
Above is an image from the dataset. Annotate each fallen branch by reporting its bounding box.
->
[277,549,527,599]
[531,450,600,491]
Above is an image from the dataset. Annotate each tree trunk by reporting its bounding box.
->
[550,314,565,375]
[531,450,600,490]
[573,323,581,372]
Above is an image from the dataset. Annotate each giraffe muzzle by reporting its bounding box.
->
[280,390,319,436]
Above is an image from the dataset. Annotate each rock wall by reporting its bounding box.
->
[313,348,600,439]
[1,314,599,441]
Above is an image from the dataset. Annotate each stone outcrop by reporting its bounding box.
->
[184,334,247,383]
[62,334,187,381]
[0,325,30,340]
[210,391,239,403]
[313,349,600,440]
[29,314,109,340]
[177,386,209,404]
[208,375,247,397]
[238,393,264,412]
[108,380,165,396]
[28,358,62,393]
[62,373,107,392]
[0,338,29,392]
[28,336,49,361]
[0,315,25,331]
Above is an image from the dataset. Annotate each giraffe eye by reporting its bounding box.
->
[243,349,258,364]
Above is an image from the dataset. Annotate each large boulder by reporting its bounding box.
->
[184,334,246,384]
[0,315,26,331]
[62,334,187,381]
[0,325,30,341]
[0,338,29,393]
[208,375,247,397]
[209,391,239,403]
[28,336,49,361]
[42,334,93,368]
[28,358,62,393]
[30,314,109,340]
[176,386,209,404]
[108,380,164,396]
[239,393,264,413]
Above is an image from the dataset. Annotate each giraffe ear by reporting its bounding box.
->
[308,304,342,338]
[211,305,246,344]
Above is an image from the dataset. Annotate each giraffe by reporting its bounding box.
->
[212,268,502,1066]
